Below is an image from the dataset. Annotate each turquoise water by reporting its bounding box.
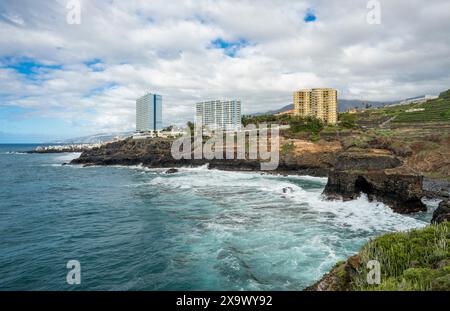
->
[0,144,437,290]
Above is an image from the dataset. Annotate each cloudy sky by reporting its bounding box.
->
[0,0,449,142]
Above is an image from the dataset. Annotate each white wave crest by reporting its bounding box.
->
[146,168,428,233]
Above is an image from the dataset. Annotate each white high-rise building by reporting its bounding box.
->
[136,93,162,132]
[196,100,241,131]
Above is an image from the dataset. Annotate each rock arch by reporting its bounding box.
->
[354,176,374,196]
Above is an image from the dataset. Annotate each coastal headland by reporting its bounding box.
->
[67,128,450,290]
[63,91,449,290]
[69,125,448,214]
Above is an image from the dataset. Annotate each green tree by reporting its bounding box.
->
[289,116,324,134]
[242,114,292,126]
[339,113,356,129]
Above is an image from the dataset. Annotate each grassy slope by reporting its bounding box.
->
[394,90,450,123]
[352,222,450,290]
[322,222,450,291]
[355,89,450,124]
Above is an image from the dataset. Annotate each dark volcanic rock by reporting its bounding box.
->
[334,152,401,171]
[165,168,179,174]
[432,200,450,224]
[71,138,174,167]
[71,137,333,176]
[323,153,426,213]
[324,169,426,213]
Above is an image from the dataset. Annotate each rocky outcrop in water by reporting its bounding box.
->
[323,152,426,213]
[432,200,450,224]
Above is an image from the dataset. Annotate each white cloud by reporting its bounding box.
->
[0,0,449,136]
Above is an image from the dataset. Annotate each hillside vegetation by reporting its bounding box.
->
[307,222,450,291]
[353,222,450,290]
[393,89,450,123]
[241,90,450,180]
[352,89,450,126]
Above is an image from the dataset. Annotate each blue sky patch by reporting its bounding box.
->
[0,105,73,143]
[84,58,105,72]
[211,38,250,57]
[1,57,63,76]
[304,8,317,23]
[0,105,37,120]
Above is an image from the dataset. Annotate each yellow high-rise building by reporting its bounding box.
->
[293,88,338,124]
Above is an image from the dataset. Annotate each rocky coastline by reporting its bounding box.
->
[70,138,335,176]
[70,137,435,213]
[69,136,449,291]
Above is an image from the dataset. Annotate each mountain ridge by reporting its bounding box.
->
[250,99,396,116]
[53,131,134,144]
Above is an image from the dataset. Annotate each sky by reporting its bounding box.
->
[0,0,450,142]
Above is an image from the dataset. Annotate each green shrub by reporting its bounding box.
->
[351,222,450,291]
[241,114,290,126]
[339,113,357,129]
[289,116,324,134]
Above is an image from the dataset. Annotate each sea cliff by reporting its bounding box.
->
[71,136,427,213]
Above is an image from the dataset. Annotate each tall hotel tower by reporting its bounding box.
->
[136,93,162,132]
[196,100,242,131]
[293,88,338,124]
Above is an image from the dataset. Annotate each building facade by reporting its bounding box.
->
[196,100,241,131]
[136,93,162,132]
[293,88,338,124]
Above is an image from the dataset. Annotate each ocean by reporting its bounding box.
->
[0,144,438,290]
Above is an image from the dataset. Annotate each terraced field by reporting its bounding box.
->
[351,89,450,127]
[393,95,450,123]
